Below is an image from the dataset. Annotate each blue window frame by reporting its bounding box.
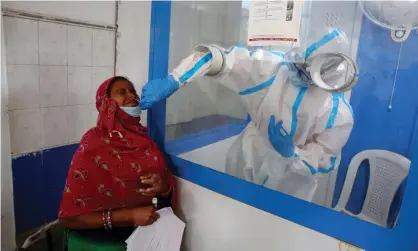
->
[147,1,418,250]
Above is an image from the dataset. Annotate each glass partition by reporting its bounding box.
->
[164,0,417,229]
[165,1,248,143]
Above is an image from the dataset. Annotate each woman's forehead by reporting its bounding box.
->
[111,79,134,90]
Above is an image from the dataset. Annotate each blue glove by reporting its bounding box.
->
[268,115,295,158]
[140,75,180,110]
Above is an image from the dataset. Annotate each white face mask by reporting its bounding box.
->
[120,105,142,117]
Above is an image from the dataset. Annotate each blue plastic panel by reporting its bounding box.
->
[12,152,45,233]
[12,144,78,232]
[43,144,78,222]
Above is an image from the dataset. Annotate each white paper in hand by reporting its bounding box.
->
[126,207,185,251]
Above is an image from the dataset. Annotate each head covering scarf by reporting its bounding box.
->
[59,78,176,218]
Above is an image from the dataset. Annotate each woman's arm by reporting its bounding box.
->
[60,206,158,229]
[60,208,131,229]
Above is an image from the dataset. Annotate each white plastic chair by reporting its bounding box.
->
[334,150,410,228]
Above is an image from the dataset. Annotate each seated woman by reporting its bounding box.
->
[59,76,176,251]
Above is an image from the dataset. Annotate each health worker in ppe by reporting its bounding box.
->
[140,29,357,202]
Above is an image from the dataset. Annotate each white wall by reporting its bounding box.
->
[1,2,148,248]
[3,12,115,155]
[176,178,361,251]
[3,0,150,127]
[115,1,151,126]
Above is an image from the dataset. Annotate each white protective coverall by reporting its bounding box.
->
[170,30,354,202]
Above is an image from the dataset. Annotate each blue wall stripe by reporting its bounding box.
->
[179,53,213,83]
[290,87,307,136]
[326,93,340,129]
[239,76,276,96]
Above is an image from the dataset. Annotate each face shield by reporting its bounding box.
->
[285,29,359,92]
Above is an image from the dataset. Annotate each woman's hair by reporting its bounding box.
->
[106,76,131,97]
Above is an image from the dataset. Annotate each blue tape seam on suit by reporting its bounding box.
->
[179,53,213,83]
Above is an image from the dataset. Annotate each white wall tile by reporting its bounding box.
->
[68,26,92,66]
[66,105,93,143]
[116,1,151,89]
[67,66,92,105]
[7,65,40,110]
[9,109,42,154]
[4,17,38,65]
[41,107,69,148]
[91,67,113,102]
[2,1,116,25]
[92,29,114,67]
[40,66,67,107]
[90,103,99,127]
[39,22,67,65]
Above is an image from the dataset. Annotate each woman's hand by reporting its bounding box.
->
[130,206,159,226]
[139,173,170,196]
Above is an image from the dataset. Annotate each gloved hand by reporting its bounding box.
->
[268,115,295,158]
[140,75,180,110]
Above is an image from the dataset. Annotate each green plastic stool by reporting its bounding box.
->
[64,230,126,251]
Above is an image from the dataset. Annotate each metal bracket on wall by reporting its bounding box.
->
[2,7,117,31]
[113,1,120,75]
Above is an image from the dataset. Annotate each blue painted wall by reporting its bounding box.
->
[12,144,78,232]
[332,17,418,220]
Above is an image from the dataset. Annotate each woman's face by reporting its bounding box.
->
[109,79,139,107]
